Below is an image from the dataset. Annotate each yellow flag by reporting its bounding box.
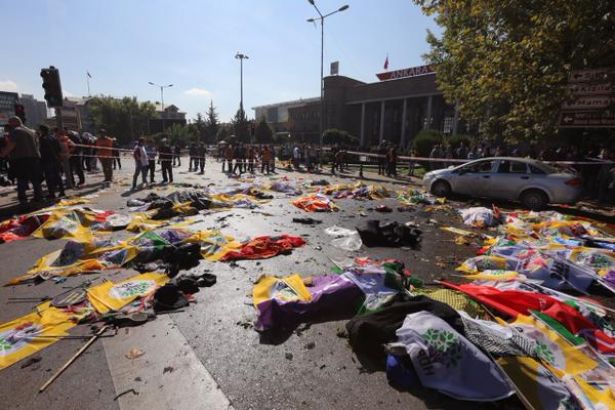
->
[87,272,169,314]
[0,302,76,370]
[253,274,312,307]
[513,314,597,376]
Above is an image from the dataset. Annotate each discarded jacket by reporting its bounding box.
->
[356,220,422,248]
[346,294,463,361]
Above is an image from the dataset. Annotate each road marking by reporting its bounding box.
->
[103,315,233,410]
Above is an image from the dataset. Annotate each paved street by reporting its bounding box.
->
[0,158,612,410]
[0,159,481,410]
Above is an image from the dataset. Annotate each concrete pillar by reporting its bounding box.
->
[359,103,366,147]
[425,95,433,129]
[400,98,408,148]
[379,100,385,143]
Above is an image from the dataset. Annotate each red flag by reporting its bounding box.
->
[383,55,389,70]
[439,281,615,354]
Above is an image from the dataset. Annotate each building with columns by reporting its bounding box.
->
[253,65,462,147]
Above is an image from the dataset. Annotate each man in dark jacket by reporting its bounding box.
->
[158,138,173,183]
[0,117,43,205]
[38,125,65,199]
[197,142,206,174]
[67,130,85,187]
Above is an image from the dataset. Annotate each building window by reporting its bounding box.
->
[442,116,454,134]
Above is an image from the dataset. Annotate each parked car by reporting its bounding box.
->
[422,157,583,210]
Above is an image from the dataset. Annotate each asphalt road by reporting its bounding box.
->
[0,159,523,410]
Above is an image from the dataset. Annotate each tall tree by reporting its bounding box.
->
[205,100,220,143]
[254,116,273,144]
[232,107,250,142]
[413,0,615,140]
[88,96,156,145]
[194,113,206,142]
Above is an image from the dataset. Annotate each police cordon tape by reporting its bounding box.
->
[343,149,615,166]
[66,143,614,166]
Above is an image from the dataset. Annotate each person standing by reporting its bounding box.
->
[173,144,181,167]
[246,144,255,174]
[378,142,388,175]
[68,130,85,187]
[188,142,197,171]
[158,138,173,183]
[56,128,74,189]
[132,138,149,190]
[233,143,243,174]
[38,125,65,199]
[145,140,157,183]
[260,145,271,174]
[292,145,301,170]
[196,142,206,174]
[386,145,398,177]
[112,139,121,170]
[0,117,43,205]
[224,144,233,173]
[95,129,114,183]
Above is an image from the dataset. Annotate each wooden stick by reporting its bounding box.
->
[39,325,109,393]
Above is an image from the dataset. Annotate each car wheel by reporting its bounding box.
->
[431,180,451,197]
[520,189,548,211]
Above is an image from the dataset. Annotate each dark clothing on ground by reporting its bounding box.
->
[346,294,463,362]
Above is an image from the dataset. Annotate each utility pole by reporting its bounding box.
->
[306,1,349,147]
[148,82,173,132]
[235,52,249,113]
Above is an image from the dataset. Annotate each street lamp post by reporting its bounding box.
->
[235,53,249,114]
[148,81,173,132]
[306,1,349,147]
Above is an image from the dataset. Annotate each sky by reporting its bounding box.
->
[1,0,439,122]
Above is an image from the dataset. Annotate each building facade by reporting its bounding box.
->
[148,104,187,133]
[253,97,320,134]
[252,65,464,147]
[18,94,47,128]
[0,91,19,126]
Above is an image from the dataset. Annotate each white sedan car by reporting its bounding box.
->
[422,157,583,210]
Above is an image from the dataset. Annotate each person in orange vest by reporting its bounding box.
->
[260,145,272,174]
[95,129,114,183]
[55,128,75,189]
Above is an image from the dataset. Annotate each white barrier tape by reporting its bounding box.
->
[343,150,614,166]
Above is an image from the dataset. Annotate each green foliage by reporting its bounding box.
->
[193,113,206,142]
[413,0,615,141]
[205,101,220,143]
[254,116,274,144]
[166,123,196,146]
[216,123,232,142]
[445,134,472,149]
[88,96,156,145]
[322,128,358,146]
[413,129,443,156]
[232,108,250,142]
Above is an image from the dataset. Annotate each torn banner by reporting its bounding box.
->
[0,302,77,370]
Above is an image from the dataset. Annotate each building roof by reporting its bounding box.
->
[252,97,320,110]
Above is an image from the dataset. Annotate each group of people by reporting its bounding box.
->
[0,116,123,205]
[220,143,276,175]
[130,138,174,190]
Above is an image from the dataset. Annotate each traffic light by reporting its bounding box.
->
[40,66,63,107]
[14,104,26,124]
